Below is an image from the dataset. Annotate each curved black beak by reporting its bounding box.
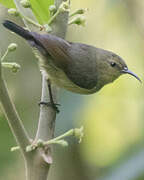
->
[122,68,142,83]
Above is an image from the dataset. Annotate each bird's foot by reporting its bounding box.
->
[39,101,60,113]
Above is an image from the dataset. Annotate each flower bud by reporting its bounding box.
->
[8,43,18,52]
[20,0,31,8]
[59,1,70,13]
[26,145,33,152]
[69,15,86,26]
[11,63,21,73]
[11,146,20,152]
[70,8,88,17]
[2,62,21,73]
[8,8,19,16]
[49,5,57,14]
[37,139,44,147]
[76,8,87,14]
[74,126,84,143]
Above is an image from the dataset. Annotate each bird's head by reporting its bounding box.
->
[96,50,141,89]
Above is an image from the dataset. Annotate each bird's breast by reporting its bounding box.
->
[33,48,99,94]
[42,62,98,94]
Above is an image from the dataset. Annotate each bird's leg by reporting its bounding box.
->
[47,80,60,113]
[39,79,60,113]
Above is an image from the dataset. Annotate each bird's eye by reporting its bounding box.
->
[110,62,116,67]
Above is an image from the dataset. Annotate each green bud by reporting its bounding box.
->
[70,8,88,17]
[59,1,70,13]
[69,15,86,26]
[11,63,21,73]
[8,43,18,52]
[11,146,20,152]
[2,62,21,73]
[26,144,37,152]
[49,5,57,14]
[76,8,87,14]
[8,8,19,16]
[20,0,31,8]
[26,145,33,152]
[74,126,84,143]
[37,139,44,147]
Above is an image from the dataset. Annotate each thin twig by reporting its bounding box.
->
[0,65,30,156]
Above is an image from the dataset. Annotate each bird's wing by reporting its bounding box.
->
[31,33,97,89]
[31,33,71,70]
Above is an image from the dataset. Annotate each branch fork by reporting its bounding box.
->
[0,0,87,179]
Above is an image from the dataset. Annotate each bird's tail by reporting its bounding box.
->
[3,20,33,40]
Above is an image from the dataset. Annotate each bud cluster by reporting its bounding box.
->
[8,8,19,16]
[59,1,70,13]
[8,43,18,52]
[20,0,31,8]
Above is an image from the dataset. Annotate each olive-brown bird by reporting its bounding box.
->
[3,20,141,95]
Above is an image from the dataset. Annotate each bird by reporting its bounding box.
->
[2,20,141,109]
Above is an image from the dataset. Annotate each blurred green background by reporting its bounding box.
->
[0,0,144,179]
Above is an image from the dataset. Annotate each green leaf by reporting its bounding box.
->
[0,0,54,24]
[30,0,54,24]
[0,0,15,8]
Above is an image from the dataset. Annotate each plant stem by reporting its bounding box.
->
[0,67,30,156]
[45,129,74,144]
[48,9,60,25]
[26,154,50,180]
[35,72,57,141]
[20,14,42,28]
[1,49,8,62]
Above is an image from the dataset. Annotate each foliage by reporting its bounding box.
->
[0,0,15,8]
[30,0,54,24]
[0,0,54,24]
